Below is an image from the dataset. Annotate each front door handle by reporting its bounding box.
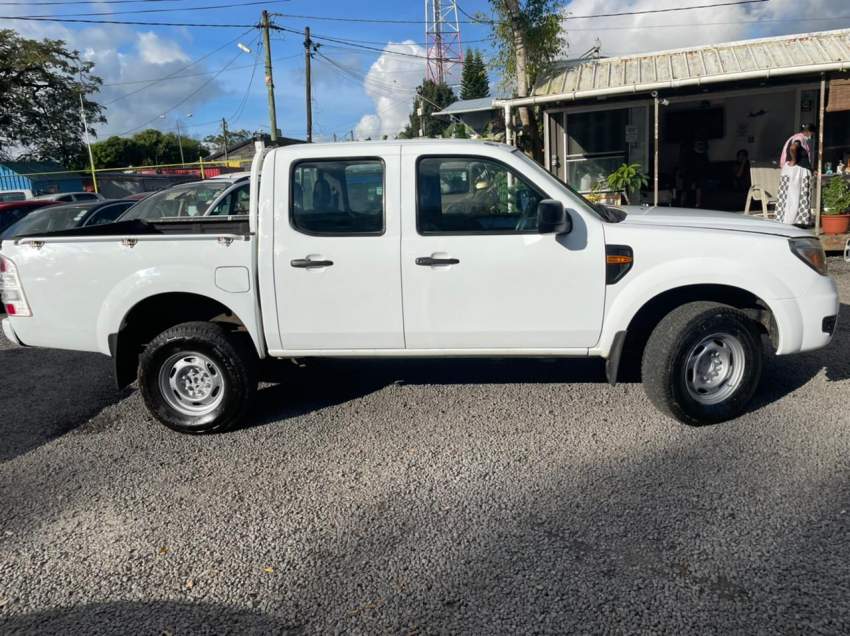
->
[291,258,334,268]
[416,256,459,266]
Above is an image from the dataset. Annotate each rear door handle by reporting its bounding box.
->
[416,257,460,266]
[291,258,334,268]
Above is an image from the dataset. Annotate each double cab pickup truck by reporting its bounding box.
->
[0,141,839,433]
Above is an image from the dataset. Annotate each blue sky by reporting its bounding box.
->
[2,0,849,144]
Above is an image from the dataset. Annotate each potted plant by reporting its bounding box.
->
[821,176,850,234]
[607,163,649,205]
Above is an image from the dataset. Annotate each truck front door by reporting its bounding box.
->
[400,150,606,350]
[273,147,404,350]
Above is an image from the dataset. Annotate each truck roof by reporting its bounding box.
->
[268,139,513,153]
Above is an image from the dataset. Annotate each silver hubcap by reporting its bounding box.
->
[684,333,746,405]
[158,352,225,417]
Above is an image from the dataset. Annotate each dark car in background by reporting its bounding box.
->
[1,199,137,240]
[0,199,60,236]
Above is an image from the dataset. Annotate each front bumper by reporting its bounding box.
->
[771,280,840,354]
[2,317,23,346]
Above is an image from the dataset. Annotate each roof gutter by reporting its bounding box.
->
[495,61,850,108]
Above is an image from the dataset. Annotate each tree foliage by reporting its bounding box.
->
[399,80,456,139]
[489,0,564,96]
[488,0,565,159]
[460,50,490,100]
[91,129,209,169]
[203,128,254,156]
[0,29,105,167]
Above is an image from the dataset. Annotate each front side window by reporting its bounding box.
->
[208,184,250,216]
[291,159,383,235]
[86,202,133,226]
[417,157,545,234]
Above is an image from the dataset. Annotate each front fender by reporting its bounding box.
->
[596,256,802,356]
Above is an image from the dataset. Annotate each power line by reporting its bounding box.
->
[269,1,769,25]
[18,0,288,18]
[228,36,262,124]
[0,0,200,5]
[115,50,242,136]
[0,15,256,27]
[101,52,299,87]
[103,28,252,105]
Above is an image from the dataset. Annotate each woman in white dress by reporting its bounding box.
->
[775,124,815,226]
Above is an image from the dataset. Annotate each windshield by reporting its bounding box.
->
[2,204,92,238]
[120,181,231,221]
[510,149,626,223]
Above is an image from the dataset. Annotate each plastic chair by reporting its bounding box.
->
[744,166,781,218]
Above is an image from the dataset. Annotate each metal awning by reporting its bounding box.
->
[500,28,850,108]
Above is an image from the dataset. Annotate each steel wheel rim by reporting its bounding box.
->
[158,351,225,417]
[684,332,746,405]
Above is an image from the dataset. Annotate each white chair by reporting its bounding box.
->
[744,166,781,218]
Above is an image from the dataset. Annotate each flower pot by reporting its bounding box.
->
[821,213,850,234]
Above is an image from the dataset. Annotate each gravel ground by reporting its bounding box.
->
[1,259,849,635]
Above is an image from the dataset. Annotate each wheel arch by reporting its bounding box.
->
[603,283,784,385]
[108,292,256,389]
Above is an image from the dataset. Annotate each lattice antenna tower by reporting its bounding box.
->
[425,0,463,85]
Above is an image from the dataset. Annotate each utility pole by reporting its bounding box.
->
[221,117,230,162]
[261,10,279,142]
[304,26,313,143]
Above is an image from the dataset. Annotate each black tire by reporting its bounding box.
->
[138,321,257,434]
[641,302,763,426]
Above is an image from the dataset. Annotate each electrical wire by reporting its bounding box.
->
[1,0,771,29]
[0,0,202,5]
[270,1,769,25]
[18,0,288,18]
[103,28,252,105]
[227,37,261,125]
[115,49,242,135]
[0,15,256,27]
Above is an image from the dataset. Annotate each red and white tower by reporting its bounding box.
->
[425,0,462,85]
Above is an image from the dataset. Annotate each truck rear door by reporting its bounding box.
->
[272,144,404,350]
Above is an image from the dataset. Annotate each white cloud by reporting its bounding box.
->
[354,41,427,140]
[0,15,231,138]
[137,31,191,65]
[562,0,850,58]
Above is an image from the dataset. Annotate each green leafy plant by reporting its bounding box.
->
[606,163,649,203]
[822,176,850,215]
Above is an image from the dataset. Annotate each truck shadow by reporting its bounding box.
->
[251,302,850,429]
[250,356,607,427]
[0,343,128,462]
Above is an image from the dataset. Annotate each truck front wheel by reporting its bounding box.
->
[138,321,257,434]
[641,302,763,426]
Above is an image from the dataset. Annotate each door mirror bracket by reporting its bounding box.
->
[537,199,572,235]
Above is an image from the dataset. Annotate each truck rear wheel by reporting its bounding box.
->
[138,321,257,434]
[641,302,763,426]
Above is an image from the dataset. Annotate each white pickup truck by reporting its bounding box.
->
[0,141,838,433]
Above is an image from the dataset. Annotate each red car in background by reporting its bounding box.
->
[0,199,59,235]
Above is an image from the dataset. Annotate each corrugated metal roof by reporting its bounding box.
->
[434,96,507,116]
[532,28,850,100]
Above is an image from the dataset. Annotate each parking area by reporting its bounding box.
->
[0,259,849,634]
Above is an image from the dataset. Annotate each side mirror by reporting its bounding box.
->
[537,199,572,235]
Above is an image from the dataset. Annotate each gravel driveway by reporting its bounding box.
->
[1,259,849,634]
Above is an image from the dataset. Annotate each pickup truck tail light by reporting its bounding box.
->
[0,256,31,316]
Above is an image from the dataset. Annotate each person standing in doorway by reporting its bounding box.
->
[776,124,816,226]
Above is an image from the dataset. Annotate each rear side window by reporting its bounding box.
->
[291,159,384,235]
[74,193,99,201]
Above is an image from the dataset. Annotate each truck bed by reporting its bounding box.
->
[9,216,251,241]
